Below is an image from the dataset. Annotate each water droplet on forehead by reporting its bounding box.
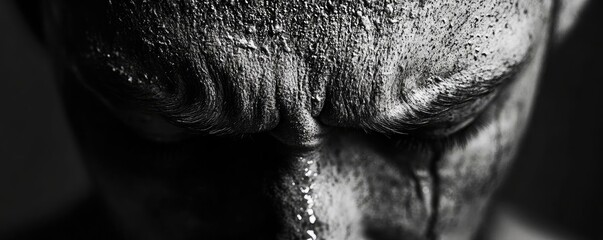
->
[361,16,373,31]
[236,37,258,50]
[282,40,292,53]
[272,24,284,34]
[386,4,394,14]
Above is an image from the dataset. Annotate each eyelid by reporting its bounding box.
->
[418,117,478,138]
[409,89,494,136]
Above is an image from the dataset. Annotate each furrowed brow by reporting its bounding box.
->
[366,49,533,134]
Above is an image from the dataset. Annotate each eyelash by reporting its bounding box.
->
[391,79,516,152]
[389,124,476,155]
[390,104,493,152]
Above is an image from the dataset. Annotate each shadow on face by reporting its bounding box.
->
[43,0,556,239]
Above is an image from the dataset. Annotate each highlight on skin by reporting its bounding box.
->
[33,0,584,239]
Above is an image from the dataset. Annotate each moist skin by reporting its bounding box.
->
[50,0,552,239]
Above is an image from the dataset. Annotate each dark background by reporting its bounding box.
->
[499,1,603,239]
[0,1,601,239]
[0,0,89,236]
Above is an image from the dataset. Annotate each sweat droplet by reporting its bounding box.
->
[287,154,321,239]
[247,25,257,33]
[361,16,373,31]
[283,40,292,52]
[386,4,394,14]
[272,24,283,34]
[237,38,258,50]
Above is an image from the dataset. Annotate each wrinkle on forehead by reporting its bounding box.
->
[65,0,552,134]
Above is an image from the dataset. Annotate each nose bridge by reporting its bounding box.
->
[275,132,435,240]
[270,59,328,148]
[274,149,322,240]
[270,109,326,149]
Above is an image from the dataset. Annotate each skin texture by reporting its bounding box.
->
[41,0,559,239]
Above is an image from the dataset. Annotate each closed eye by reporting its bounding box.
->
[390,83,511,151]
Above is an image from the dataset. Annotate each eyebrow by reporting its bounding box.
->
[365,50,532,135]
[85,51,531,137]
[80,23,536,137]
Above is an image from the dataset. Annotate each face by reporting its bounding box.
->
[44,0,554,239]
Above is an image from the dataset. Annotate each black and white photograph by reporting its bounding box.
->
[1,1,601,239]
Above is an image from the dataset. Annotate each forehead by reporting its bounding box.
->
[59,0,552,133]
[81,0,551,58]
